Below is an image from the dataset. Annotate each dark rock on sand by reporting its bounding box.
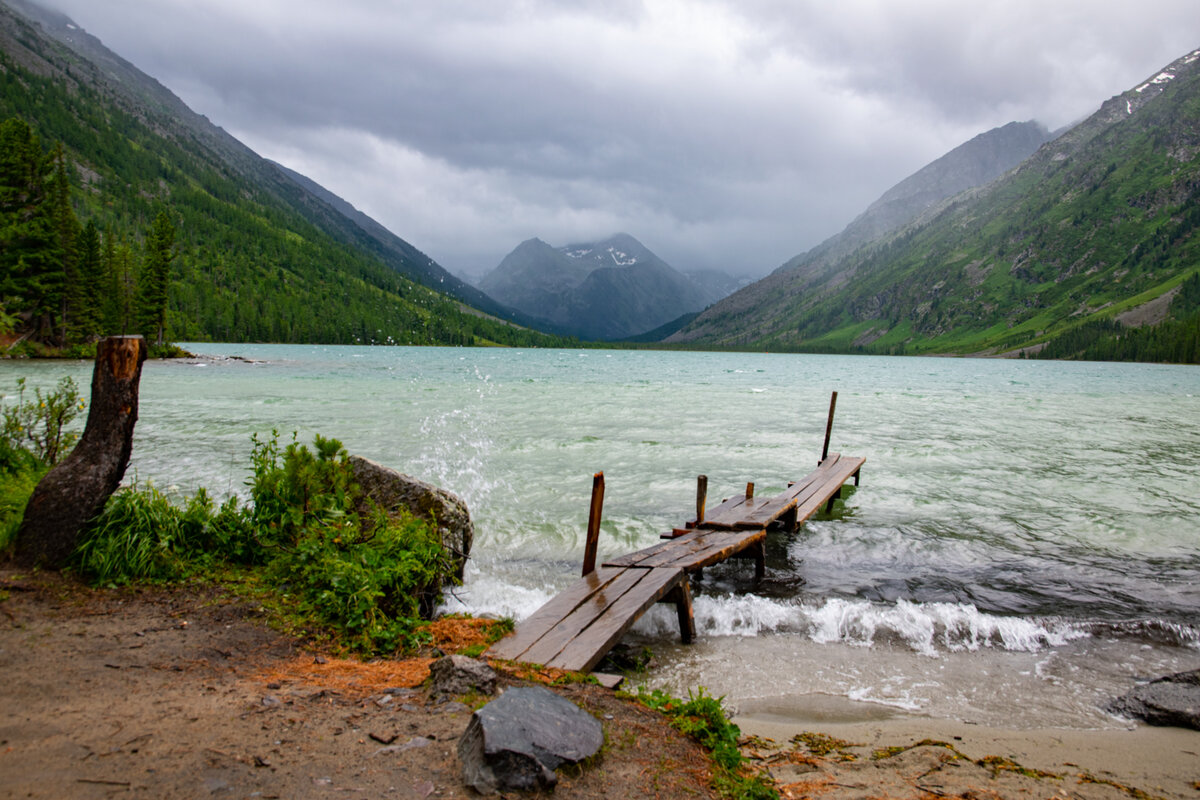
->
[1108,668,1200,729]
[458,686,604,794]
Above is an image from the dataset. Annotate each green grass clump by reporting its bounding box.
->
[628,687,778,800]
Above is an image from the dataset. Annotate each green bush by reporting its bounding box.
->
[0,440,46,553]
[1,376,85,465]
[72,430,453,656]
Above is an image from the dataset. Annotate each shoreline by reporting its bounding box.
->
[735,704,1200,799]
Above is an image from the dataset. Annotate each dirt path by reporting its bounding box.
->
[3,568,1195,800]
[0,569,715,799]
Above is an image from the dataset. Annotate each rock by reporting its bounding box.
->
[429,655,497,699]
[348,455,473,583]
[457,686,604,794]
[1108,668,1200,729]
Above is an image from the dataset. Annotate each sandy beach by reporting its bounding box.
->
[736,698,1200,799]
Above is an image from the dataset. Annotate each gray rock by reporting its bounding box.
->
[1109,668,1200,729]
[430,655,497,699]
[457,686,604,794]
[348,455,473,581]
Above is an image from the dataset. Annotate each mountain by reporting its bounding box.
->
[478,233,717,340]
[0,0,557,346]
[669,47,1200,359]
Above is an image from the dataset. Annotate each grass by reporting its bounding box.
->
[626,687,779,800]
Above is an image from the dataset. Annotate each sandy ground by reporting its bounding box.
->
[736,693,1200,799]
[0,569,715,799]
[3,567,1197,800]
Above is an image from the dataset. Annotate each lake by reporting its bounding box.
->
[5,344,1198,728]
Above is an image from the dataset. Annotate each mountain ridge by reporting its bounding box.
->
[668,45,1200,358]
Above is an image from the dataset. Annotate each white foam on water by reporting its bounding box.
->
[632,594,1091,655]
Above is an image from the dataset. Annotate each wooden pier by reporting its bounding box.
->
[488,393,864,681]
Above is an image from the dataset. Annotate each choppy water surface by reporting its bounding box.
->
[5,345,1198,728]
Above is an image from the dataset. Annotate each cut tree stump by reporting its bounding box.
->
[15,336,148,568]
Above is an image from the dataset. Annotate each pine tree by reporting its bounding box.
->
[49,143,80,345]
[76,219,104,340]
[0,117,58,340]
[138,210,174,345]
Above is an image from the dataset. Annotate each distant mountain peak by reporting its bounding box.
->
[478,232,720,340]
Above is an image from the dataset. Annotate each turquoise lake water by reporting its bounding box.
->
[5,344,1198,728]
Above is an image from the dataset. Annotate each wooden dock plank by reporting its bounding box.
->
[487,566,626,662]
[546,566,685,673]
[603,528,765,571]
[647,530,766,571]
[506,567,664,668]
[792,456,864,524]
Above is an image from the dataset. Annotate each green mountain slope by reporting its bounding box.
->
[0,0,561,347]
[670,48,1200,360]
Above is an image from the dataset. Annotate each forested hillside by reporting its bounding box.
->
[0,0,566,350]
[670,48,1200,363]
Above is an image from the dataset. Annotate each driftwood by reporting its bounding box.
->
[15,336,147,568]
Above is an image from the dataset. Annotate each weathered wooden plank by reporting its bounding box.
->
[683,492,748,527]
[649,529,766,571]
[794,456,865,524]
[547,566,685,673]
[487,566,626,661]
[512,567,656,667]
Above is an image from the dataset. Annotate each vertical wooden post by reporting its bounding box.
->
[821,390,839,463]
[674,578,696,644]
[695,474,707,525]
[745,482,754,499]
[581,472,605,576]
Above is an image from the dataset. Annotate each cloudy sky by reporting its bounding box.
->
[36,1,1200,279]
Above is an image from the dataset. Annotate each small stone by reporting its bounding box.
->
[261,695,281,708]
[429,654,497,699]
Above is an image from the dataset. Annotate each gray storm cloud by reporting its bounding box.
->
[36,0,1200,279]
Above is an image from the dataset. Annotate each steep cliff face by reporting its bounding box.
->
[669,46,1200,357]
[479,233,716,340]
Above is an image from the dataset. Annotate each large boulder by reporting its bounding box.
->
[348,455,473,581]
[457,686,604,794]
[1108,668,1200,730]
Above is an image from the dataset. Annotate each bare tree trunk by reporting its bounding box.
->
[15,336,148,568]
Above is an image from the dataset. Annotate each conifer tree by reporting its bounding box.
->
[138,210,174,345]
[0,117,58,340]
[49,143,80,345]
[76,219,104,340]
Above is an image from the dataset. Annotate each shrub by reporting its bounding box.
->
[1,376,85,465]
[73,431,453,656]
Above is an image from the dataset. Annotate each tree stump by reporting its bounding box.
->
[15,336,148,568]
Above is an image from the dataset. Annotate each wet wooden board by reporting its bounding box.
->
[603,528,765,571]
[487,565,685,672]
[702,453,865,530]
[545,566,686,672]
[487,567,627,662]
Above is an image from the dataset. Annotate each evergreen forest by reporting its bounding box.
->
[0,20,571,353]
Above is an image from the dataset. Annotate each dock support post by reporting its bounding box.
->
[582,472,605,576]
[821,390,838,463]
[745,482,754,499]
[754,539,765,582]
[695,474,707,525]
[667,579,696,644]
